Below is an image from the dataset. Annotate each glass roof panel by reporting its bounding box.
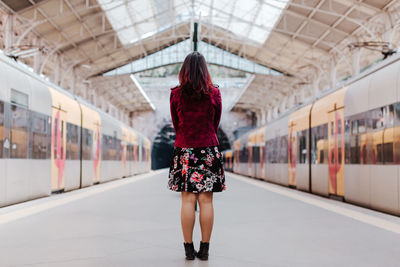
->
[212,0,233,13]
[103,39,282,76]
[248,27,270,44]
[232,0,259,21]
[98,0,289,46]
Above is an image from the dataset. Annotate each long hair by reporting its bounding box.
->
[178,51,213,99]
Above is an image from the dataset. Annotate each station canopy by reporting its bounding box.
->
[1,0,397,113]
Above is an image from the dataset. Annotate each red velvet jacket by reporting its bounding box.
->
[170,86,222,148]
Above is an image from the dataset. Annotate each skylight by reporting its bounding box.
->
[98,0,289,45]
[103,39,281,76]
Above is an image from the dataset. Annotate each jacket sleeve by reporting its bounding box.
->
[170,92,179,133]
[214,89,222,133]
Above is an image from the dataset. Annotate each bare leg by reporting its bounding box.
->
[181,192,197,243]
[198,192,214,242]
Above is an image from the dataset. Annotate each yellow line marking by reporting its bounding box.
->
[0,170,164,225]
[229,173,400,235]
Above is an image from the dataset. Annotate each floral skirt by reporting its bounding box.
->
[168,146,226,193]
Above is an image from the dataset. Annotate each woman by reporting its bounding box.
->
[168,51,226,261]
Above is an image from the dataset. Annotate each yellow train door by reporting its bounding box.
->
[51,107,66,192]
[328,105,345,196]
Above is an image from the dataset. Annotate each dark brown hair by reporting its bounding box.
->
[178,51,213,99]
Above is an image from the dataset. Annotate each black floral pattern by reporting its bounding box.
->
[168,146,226,193]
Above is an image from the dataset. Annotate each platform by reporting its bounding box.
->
[0,170,400,267]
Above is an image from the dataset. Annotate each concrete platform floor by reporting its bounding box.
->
[0,169,400,267]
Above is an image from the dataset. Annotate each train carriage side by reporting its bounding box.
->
[264,115,289,186]
[233,139,240,173]
[48,87,82,192]
[77,102,102,187]
[238,132,251,176]
[137,134,151,174]
[344,59,400,215]
[145,137,152,172]
[0,57,52,206]
[121,125,130,177]
[311,87,347,197]
[137,133,145,174]
[222,149,233,172]
[288,104,312,191]
[248,131,256,177]
[99,113,123,182]
[126,129,139,176]
[254,127,265,179]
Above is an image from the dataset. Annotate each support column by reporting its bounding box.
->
[272,106,278,119]
[193,22,198,51]
[266,109,272,122]
[279,97,287,114]
[260,108,266,125]
[288,94,295,109]
[298,87,306,105]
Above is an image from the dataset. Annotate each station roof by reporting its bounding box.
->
[1,0,398,114]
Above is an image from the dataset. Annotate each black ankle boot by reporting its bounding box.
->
[183,242,196,260]
[196,241,209,260]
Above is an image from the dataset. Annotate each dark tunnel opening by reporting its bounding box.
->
[151,124,231,170]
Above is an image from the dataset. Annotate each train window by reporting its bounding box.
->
[358,119,366,133]
[319,150,324,163]
[265,140,270,163]
[253,146,260,163]
[351,120,357,135]
[280,135,288,163]
[0,101,3,158]
[395,103,400,124]
[376,144,383,164]
[311,127,317,164]
[385,105,394,128]
[116,138,122,160]
[271,138,277,163]
[82,128,92,160]
[383,142,394,164]
[337,119,342,135]
[32,113,49,159]
[66,123,79,160]
[11,89,28,107]
[10,104,28,158]
[362,145,367,164]
[350,146,360,164]
[102,134,108,160]
[298,130,308,164]
[369,108,384,130]
[54,117,57,157]
[311,124,328,164]
[240,146,248,163]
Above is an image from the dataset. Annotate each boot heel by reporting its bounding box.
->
[196,241,209,260]
[183,242,196,260]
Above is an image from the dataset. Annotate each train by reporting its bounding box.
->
[0,52,151,208]
[223,53,400,216]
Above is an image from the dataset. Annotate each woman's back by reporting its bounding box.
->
[170,85,221,148]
